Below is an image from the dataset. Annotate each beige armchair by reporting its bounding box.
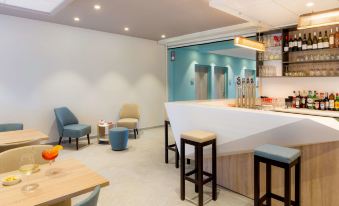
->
[117,104,140,139]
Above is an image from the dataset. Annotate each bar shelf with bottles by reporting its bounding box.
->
[282,24,339,77]
[257,24,339,78]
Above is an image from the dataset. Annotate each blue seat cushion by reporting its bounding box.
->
[254,144,300,164]
[109,127,129,151]
[63,124,91,138]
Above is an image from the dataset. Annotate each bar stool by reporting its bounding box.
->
[180,130,217,206]
[164,120,179,168]
[254,144,301,206]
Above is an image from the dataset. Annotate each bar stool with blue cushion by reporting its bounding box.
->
[254,144,301,206]
[0,123,23,132]
[109,127,129,151]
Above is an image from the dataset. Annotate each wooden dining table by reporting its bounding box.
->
[0,158,110,206]
[0,129,49,145]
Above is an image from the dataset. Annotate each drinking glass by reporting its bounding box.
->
[19,153,39,192]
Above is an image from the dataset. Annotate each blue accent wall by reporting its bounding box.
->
[168,41,256,101]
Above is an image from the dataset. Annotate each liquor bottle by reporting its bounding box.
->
[307,90,314,109]
[317,31,323,49]
[301,90,307,108]
[329,28,335,48]
[320,93,325,110]
[307,33,313,50]
[284,36,289,52]
[335,93,339,111]
[302,33,307,50]
[312,32,318,50]
[293,34,298,51]
[297,33,302,51]
[324,92,330,110]
[329,92,335,110]
[292,91,297,108]
[323,30,329,48]
[296,91,301,109]
[335,27,339,48]
[289,35,294,51]
[314,91,320,110]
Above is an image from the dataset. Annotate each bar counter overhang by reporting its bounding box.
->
[166,100,339,206]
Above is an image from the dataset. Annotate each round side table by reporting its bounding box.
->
[97,122,116,144]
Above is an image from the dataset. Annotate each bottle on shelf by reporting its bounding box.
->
[329,28,335,48]
[335,93,339,111]
[323,30,329,49]
[329,92,335,110]
[296,91,301,109]
[317,31,323,49]
[312,32,318,50]
[307,90,314,109]
[314,91,320,110]
[301,90,307,108]
[320,93,325,110]
[297,33,302,51]
[292,91,297,108]
[293,34,298,51]
[335,27,339,48]
[289,35,294,51]
[324,92,330,110]
[284,36,289,52]
[302,33,307,50]
[307,33,313,50]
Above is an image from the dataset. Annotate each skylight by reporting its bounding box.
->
[0,0,67,13]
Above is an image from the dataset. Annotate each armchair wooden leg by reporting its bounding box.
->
[58,137,63,145]
[76,138,79,150]
[69,138,71,144]
[133,129,137,139]
[136,129,139,135]
[87,134,90,145]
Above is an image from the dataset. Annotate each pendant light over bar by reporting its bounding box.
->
[234,36,265,52]
[297,8,339,30]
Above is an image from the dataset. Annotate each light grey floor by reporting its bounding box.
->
[60,127,252,206]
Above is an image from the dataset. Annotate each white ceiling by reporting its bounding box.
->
[209,48,256,60]
[209,0,339,29]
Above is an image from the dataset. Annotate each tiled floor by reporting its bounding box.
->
[60,127,252,206]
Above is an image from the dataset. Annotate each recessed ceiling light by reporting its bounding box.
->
[74,17,80,22]
[161,35,166,38]
[124,27,129,31]
[306,2,314,7]
[94,4,101,10]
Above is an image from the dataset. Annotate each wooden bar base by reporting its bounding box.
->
[205,141,339,206]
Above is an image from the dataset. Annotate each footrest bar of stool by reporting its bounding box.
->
[168,143,176,148]
[202,177,213,185]
[168,147,177,152]
[203,171,212,177]
[270,193,296,205]
[259,194,269,205]
[184,176,196,184]
[185,169,197,177]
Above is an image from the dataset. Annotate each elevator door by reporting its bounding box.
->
[214,67,227,99]
[195,66,209,100]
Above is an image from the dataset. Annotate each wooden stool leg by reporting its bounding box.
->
[175,146,179,168]
[284,165,291,206]
[180,139,185,200]
[165,121,169,164]
[295,158,301,206]
[266,163,271,206]
[254,156,260,206]
[195,147,198,193]
[197,145,204,206]
[212,140,217,201]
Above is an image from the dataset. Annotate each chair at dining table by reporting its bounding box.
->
[0,123,23,132]
[0,144,52,173]
[75,185,101,206]
[0,138,41,154]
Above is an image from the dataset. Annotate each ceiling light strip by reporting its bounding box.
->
[234,36,265,52]
[298,8,339,30]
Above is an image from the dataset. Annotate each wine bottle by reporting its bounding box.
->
[302,33,307,50]
[329,92,335,110]
[307,90,314,109]
[320,93,325,110]
[329,28,335,48]
[335,93,339,111]
[307,33,313,50]
[317,31,323,49]
[313,32,318,50]
[289,35,293,51]
[297,33,302,51]
[284,36,289,52]
[293,34,298,51]
[323,30,329,48]
[335,27,339,48]
[296,91,301,109]
[324,92,329,110]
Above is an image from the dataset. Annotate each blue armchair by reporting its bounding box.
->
[0,123,23,132]
[74,186,100,206]
[54,107,91,150]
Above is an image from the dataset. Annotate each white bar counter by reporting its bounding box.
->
[165,100,339,206]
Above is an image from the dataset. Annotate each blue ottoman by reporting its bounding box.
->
[109,127,129,151]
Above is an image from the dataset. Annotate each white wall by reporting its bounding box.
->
[0,15,167,142]
[260,77,339,97]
